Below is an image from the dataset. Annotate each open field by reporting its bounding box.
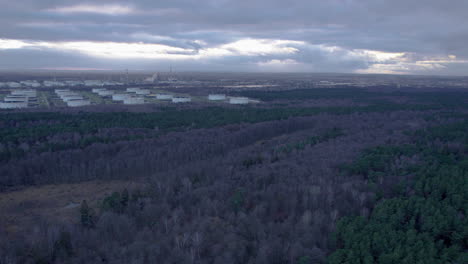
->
[0,180,142,234]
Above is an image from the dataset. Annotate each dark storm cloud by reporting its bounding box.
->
[1,0,467,74]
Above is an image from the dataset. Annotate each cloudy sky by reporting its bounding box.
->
[1,0,467,75]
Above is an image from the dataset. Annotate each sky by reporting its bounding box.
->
[0,0,467,75]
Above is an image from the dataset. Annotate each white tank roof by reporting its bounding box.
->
[62,95,84,102]
[55,89,70,93]
[11,89,37,97]
[229,97,249,104]
[208,94,226,100]
[58,92,79,98]
[126,87,140,92]
[67,99,91,107]
[7,82,22,88]
[0,102,28,109]
[123,97,145,105]
[97,90,115,96]
[92,88,106,93]
[112,93,131,101]
[136,89,151,95]
[156,93,173,100]
[4,97,28,102]
[44,81,65,87]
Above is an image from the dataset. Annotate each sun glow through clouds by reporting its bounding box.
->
[48,4,135,15]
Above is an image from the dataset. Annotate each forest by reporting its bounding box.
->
[0,86,467,263]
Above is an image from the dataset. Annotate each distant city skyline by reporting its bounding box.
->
[1,0,467,75]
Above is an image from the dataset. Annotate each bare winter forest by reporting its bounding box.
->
[0,80,467,264]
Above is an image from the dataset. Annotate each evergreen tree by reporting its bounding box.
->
[80,200,95,228]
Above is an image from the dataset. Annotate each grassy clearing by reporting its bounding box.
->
[0,180,143,234]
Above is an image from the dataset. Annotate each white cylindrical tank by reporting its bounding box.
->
[21,81,41,88]
[208,94,226,101]
[172,97,191,103]
[58,93,79,100]
[55,89,70,93]
[57,91,78,98]
[85,80,103,86]
[123,97,145,105]
[7,82,22,88]
[0,101,28,109]
[67,99,91,107]
[136,89,150,95]
[126,87,140,93]
[156,93,173,100]
[12,89,37,97]
[44,81,64,87]
[4,96,28,102]
[229,97,249,104]
[92,88,107,93]
[97,90,115,96]
[112,93,131,101]
[61,95,84,102]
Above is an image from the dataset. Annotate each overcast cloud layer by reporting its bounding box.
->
[1,0,467,75]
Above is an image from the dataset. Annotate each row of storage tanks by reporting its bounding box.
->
[208,94,250,104]
[91,87,249,105]
[92,87,194,104]
[153,92,192,103]
[0,89,37,109]
[92,88,146,105]
[55,89,91,107]
[143,91,248,104]
[0,80,123,88]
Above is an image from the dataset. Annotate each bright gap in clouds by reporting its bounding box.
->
[0,38,462,73]
[48,4,135,15]
[0,38,303,60]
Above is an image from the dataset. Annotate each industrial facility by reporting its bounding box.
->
[0,76,258,109]
[55,89,90,107]
[0,89,37,109]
